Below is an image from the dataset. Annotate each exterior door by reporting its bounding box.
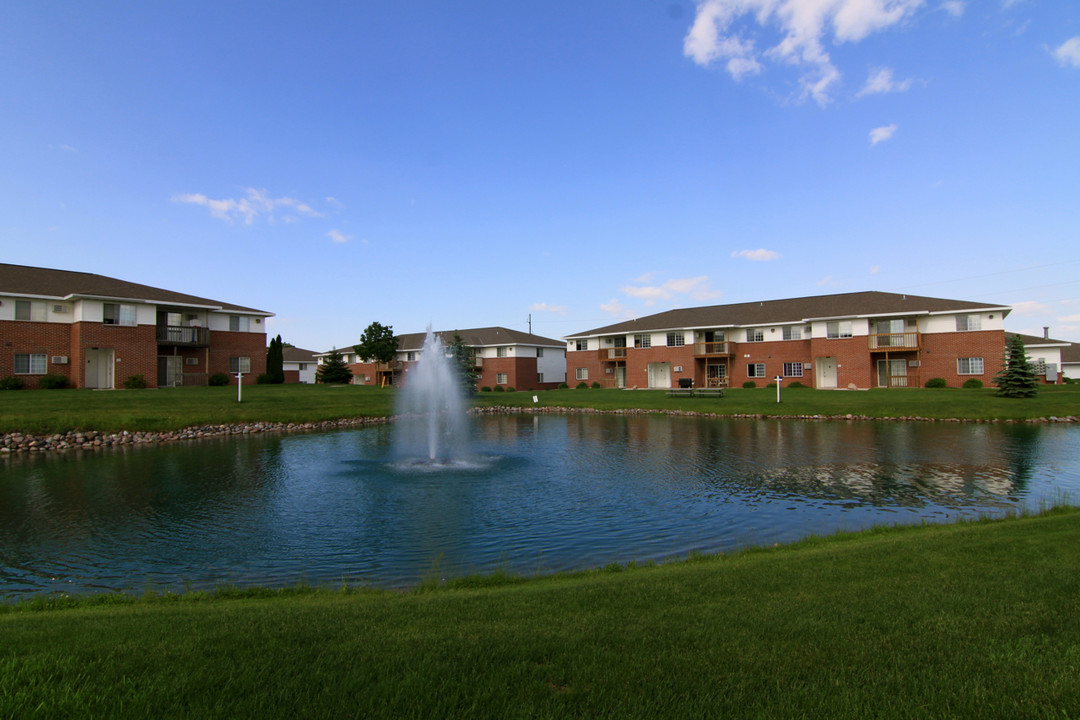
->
[85,349,115,389]
[648,362,671,389]
[877,359,908,387]
[816,357,837,389]
[158,356,183,387]
[614,366,626,389]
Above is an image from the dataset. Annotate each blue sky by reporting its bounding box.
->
[3,1,1078,351]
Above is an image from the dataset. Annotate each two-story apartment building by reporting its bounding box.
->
[320,327,567,390]
[0,263,272,389]
[1010,331,1071,384]
[565,291,1012,390]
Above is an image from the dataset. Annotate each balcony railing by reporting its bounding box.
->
[694,341,733,356]
[157,325,209,346]
[868,332,920,351]
[375,361,404,372]
[599,348,628,361]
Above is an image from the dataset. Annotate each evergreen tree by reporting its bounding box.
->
[994,334,1038,398]
[265,334,285,384]
[448,332,478,394]
[316,348,354,384]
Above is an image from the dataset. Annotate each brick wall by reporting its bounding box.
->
[1,320,77,388]
[208,330,267,385]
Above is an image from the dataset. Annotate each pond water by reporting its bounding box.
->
[2,414,1078,600]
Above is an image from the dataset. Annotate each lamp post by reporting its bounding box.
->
[236,373,244,403]
[774,375,782,403]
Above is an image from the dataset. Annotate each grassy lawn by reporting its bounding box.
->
[3,508,1079,718]
[3,383,1076,434]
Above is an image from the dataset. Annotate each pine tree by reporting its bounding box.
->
[449,332,478,394]
[265,335,285,384]
[994,334,1038,398]
[316,348,354,384]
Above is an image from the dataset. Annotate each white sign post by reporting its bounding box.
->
[236,373,244,403]
[774,375,782,404]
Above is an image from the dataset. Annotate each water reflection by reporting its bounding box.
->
[1,416,1077,599]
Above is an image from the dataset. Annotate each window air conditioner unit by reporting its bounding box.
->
[51,356,69,364]
[908,360,921,368]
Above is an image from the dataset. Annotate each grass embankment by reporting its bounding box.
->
[1,383,1077,435]
[3,509,1079,718]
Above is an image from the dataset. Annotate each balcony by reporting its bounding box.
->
[868,332,920,352]
[375,361,404,372]
[157,325,209,347]
[694,341,734,357]
[599,348,628,362]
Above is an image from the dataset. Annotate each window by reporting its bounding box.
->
[783,362,804,377]
[957,357,984,375]
[826,321,853,339]
[229,315,251,332]
[576,368,589,381]
[537,373,544,383]
[298,363,308,370]
[185,357,199,366]
[407,352,417,361]
[782,326,802,341]
[956,315,982,332]
[496,373,508,384]
[634,334,651,349]
[15,300,46,322]
[497,347,509,358]
[667,332,685,347]
[575,339,589,351]
[745,329,764,342]
[747,363,766,378]
[103,303,137,326]
[536,347,544,358]
[229,356,251,374]
[14,353,47,374]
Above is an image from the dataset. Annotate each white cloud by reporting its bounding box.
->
[857,67,913,96]
[1052,37,1080,68]
[172,188,323,224]
[1011,300,1052,315]
[325,196,345,209]
[817,274,835,287]
[941,1,965,17]
[1056,313,1080,323]
[870,265,881,274]
[731,248,782,261]
[327,229,350,244]
[621,275,722,306]
[601,298,632,318]
[684,0,924,105]
[529,302,568,315]
[869,124,898,144]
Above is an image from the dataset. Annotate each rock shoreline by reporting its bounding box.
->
[1,408,1076,455]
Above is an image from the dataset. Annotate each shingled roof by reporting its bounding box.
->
[566,291,1011,339]
[0,263,271,315]
[322,327,564,355]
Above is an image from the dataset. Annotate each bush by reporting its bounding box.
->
[256,373,274,384]
[558,382,569,389]
[208,373,231,386]
[962,378,984,389]
[0,375,25,390]
[766,382,777,389]
[742,381,757,389]
[505,386,516,393]
[924,377,947,389]
[39,374,70,389]
[493,385,505,392]
[122,374,147,389]
[591,382,602,389]
[787,381,807,388]
[480,386,492,392]
[576,382,589,389]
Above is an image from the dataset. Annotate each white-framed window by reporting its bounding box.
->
[15,300,47,322]
[407,352,417,361]
[298,363,308,370]
[956,315,982,332]
[783,362,804,377]
[782,326,802,341]
[826,321,853,339]
[576,367,589,381]
[957,357,984,375]
[745,329,764,343]
[185,357,199,365]
[537,372,545,383]
[667,332,685,347]
[747,363,766,378]
[14,353,47,374]
[229,356,251,374]
[229,315,251,332]
[536,347,544,358]
[496,372,508,384]
[634,334,651,349]
[575,340,589,352]
[497,347,509,358]
[103,303,137,326]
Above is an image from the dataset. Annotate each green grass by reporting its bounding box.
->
[1,383,1077,434]
[3,508,1079,718]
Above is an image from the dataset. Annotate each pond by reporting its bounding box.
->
[2,414,1078,600]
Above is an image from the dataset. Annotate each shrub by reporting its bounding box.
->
[787,381,807,388]
[924,377,947,389]
[493,385,505,392]
[38,374,70,390]
[122,374,147,389]
[962,378,984,389]
[591,382,602,389]
[576,382,589,389]
[742,381,757,389]
[505,386,516,393]
[208,373,231,386]
[256,373,274,384]
[766,382,777,389]
[480,386,492,392]
[0,375,25,390]
[558,382,569,389]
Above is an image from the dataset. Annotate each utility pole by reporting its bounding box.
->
[528,313,532,334]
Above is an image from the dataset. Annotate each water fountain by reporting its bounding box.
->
[392,329,469,465]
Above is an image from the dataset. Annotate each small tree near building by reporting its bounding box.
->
[316,348,354,385]
[449,332,478,394]
[994,334,1039,398]
[265,334,285,384]
[354,322,398,385]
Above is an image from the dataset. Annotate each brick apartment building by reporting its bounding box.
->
[0,263,272,389]
[319,327,567,390]
[565,291,1014,390]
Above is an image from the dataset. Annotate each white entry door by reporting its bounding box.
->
[648,362,671,389]
[816,357,837,389]
[85,349,115,389]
